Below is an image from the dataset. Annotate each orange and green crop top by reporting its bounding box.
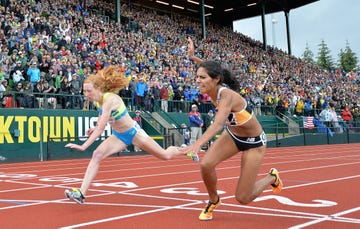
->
[96,92,128,121]
[216,87,253,126]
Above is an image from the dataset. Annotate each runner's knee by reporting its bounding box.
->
[235,193,252,205]
[91,149,105,162]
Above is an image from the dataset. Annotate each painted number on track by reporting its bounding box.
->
[254,195,337,207]
[161,187,226,196]
[39,177,82,183]
[92,182,138,188]
[0,173,37,179]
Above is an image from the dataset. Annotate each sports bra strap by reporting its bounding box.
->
[102,92,112,103]
[216,87,227,104]
[95,92,112,108]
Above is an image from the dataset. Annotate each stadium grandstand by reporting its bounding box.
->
[123,0,319,54]
[0,0,359,162]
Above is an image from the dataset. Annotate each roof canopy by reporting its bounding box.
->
[133,0,319,27]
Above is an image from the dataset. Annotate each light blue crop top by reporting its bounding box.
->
[96,92,128,121]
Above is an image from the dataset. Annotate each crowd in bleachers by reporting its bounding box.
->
[0,0,359,127]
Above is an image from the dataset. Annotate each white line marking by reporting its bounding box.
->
[58,172,360,228]
[1,144,360,227]
[179,206,360,224]
[112,162,360,194]
[2,148,359,182]
[288,206,360,228]
[59,201,203,229]
[222,202,360,224]
[0,180,51,193]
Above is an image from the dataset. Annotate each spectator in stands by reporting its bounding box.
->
[0,66,6,83]
[119,84,132,103]
[191,94,202,112]
[144,84,154,112]
[133,110,143,127]
[188,104,203,145]
[27,62,40,91]
[59,76,72,109]
[264,93,275,115]
[181,83,190,98]
[294,97,305,116]
[135,77,147,110]
[45,68,56,87]
[181,123,191,146]
[0,79,10,107]
[64,66,191,204]
[55,70,64,93]
[351,106,359,131]
[330,106,343,133]
[181,40,282,221]
[0,0,358,115]
[204,109,215,131]
[313,114,328,133]
[251,93,263,116]
[275,95,286,118]
[43,81,57,109]
[13,81,25,108]
[303,96,314,117]
[70,74,83,109]
[152,80,161,110]
[12,60,25,80]
[33,78,45,108]
[319,106,333,128]
[160,82,169,112]
[22,81,35,108]
[167,85,174,112]
[189,84,199,102]
[183,85,192,112]
[173,86,185,112]
[12,70,25,85]
[341,104,353,128]
[1,58,11,81]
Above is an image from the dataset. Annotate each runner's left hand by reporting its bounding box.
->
[65,143,85,151]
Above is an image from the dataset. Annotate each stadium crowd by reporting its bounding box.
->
[0,0,359,128]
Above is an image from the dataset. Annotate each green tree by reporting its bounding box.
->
[316,39,334,69]
[301,43,315,64]
[338,40,358,72]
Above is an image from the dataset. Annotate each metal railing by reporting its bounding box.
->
[2,91,276,114]
[264,125,360,147]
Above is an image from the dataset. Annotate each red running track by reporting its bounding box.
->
[0,144,360,229]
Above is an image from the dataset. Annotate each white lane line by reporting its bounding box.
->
[222,202,360,224]
[2,149,359,181]
[1,163,359,209]
[179,206,360,224]
[59,198,360,229]
[288,206,360,228]
[1,145,359,228]
[59,172,360,228]
[112,163,360,194]
[59,201,203,229]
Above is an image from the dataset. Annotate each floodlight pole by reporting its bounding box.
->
[116,0,121,24]
[201,0,206,39]
[261,3,267,51]
[284,10,291,55]
[271,14,277,47]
